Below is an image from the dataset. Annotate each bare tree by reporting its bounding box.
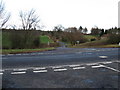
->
[0,1,10,28]
[19,9,40,30]
[53,24,64,32]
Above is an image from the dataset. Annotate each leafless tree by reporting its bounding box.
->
[53,24,64,32]
[19,9,40,30]
[0,1,10,28]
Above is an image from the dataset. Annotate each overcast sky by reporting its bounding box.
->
[2,0,119,31]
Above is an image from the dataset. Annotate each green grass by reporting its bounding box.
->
[2,47,55,54]
[84,35,98,41]
[71,39,120,48]
[40,35,54,44]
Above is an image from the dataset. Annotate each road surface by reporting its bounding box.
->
[1,47,120,89]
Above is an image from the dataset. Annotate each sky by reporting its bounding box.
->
[2,0,120,32]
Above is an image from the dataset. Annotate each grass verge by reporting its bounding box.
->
[72,44,120,48]
[2,47,55,54]
[70,39,120,48]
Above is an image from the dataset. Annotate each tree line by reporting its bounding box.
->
[1,1,120,49]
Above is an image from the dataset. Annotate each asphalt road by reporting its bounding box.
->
[1,47,120,89]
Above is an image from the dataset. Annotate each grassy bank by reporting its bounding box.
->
[40,35,54,44]
[2,47,55,54]
[70,39,120,48]
[72,44,120,48]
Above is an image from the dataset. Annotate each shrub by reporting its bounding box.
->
[91,38,96,41]
[107,34,120,44]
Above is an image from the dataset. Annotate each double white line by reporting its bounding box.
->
[11,68,27,75]
[33,67,47,73]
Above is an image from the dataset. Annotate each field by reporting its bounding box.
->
[40,35,54,44]
[84,35,98,41]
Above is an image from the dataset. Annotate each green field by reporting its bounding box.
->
[40,35,54,44]
[84,35,98,41]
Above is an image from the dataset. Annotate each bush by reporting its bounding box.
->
[2,30,41,49]
[91,38,96,41]
[33,37,40,47]
[107,34,120,44]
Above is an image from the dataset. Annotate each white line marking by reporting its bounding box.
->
[86,63,98,66]
[91,65,104,68]
[33,70,47,73]
[13,69,27,71]
[0,73,3,75]
[99,56,108,58]
[0,70,4,72]
[69,65,80,67]
[115,61,120,63]
[73,67,85,70]
[33,67,46,70]
[52,66,63,69]
[104,66,120,72]
[54,68,67,72]
[103,62,112,64]
[11,71,26,75]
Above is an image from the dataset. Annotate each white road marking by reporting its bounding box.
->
[69,65,80,67]
[91,65,104,68]
[0,70,4,72]
[104,66,120,72]
[73,67,85,70]
[99,56,108,59]
[11,71,26,75]
[54,68,67,72]
[33,67,46,70]
[52,66,63,69]
[0,73,3,75]
[102,62,112,64]
[33,70,47,73]
[13,69,27,71]
[86,63,98,66]
[115,61,120,63]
